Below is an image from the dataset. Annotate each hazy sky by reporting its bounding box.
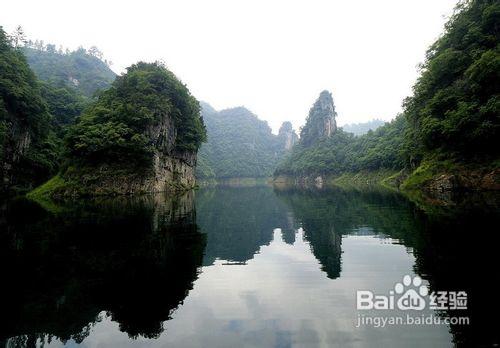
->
[1,0,457,132]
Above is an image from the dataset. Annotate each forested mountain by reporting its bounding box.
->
[342,119,385,136]
[22,44,116,97]
[196,103,297,179]
[22,42,116,131]
[275,90,406,176]
[2,26,206,195]
[275,116,406,176]
[403,0,499,163]
[30,62,206,197]
[276,0,499,191]
[1,28,120,193]
[0,27,59,191]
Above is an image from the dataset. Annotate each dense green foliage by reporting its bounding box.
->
[22,41,114,132]
[342,119,385,136]
[39,82,89,130]
[22,44,116,97]
[276,0,499,179]
[196,103,289,178]
[404,0,499,159]
[275,116,407,176]
[66,62,206,166]
[0,27,59,190]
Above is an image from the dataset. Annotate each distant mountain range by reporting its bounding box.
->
[23,45,116,97]
[341,119,385,136]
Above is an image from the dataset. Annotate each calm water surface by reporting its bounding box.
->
[1,186,499,347]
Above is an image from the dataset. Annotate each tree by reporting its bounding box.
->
[404,0,500,158]
[88,46,103,60]
[65,61,206,166]
[0,26,57,190]
[9,25,26,48]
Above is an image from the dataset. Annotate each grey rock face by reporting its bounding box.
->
[61,110,198,197]
[315,90,337,137]
[1,120,32,188]
[300,90,337,146]
[278,121,298,151]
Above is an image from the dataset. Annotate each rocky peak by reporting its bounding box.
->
[278,121,298,150]
[300,90,337,146]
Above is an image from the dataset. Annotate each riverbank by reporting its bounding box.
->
[273,170,399,190]
[273,158,500,211]
[197,177,272,187]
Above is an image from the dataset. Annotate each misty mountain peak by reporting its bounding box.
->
[300,90,337,146]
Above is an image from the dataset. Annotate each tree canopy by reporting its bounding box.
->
[0,27,58,190]
[66,61,206,166]
[404,0,499,159]
[197,103,292,179]
[275,116,407,176]
[276,0,499,178]
[22,43,116,97]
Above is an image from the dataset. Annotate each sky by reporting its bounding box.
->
[1,0,457,133]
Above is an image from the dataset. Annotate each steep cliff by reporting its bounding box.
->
[274,93,407,183]
[300,90,337,147]
[1,27,57,193]
[29,62,206,198]
[277,121,298,151]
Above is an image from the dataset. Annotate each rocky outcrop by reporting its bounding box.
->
[277,121,298,151]
[27,62,205,198]
[300,90,337,146]
[1,124,31,189]
[65,153,196,196]
[424,168,500,194]
[141,106,197,193]
[50,111,199,197]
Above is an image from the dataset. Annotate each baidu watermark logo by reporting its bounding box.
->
[355,275,469,328]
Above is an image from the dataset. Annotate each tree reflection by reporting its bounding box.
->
[0,192,205,345]
[196,186,293,265]
[275,185,500,347]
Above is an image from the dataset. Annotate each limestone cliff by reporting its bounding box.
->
[44,110,199,197]
[300,90,337,146]
[1,27,54,193]
[277,121,298,151]
[29,62,206,198]
[1,124,31,189]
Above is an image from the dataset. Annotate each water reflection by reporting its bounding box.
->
[274,187,423,279]
[196,187,294,265]
[0,186,498,347]
[0,193,205,346]
[273,186,500,347]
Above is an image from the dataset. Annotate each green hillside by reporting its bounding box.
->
[23,44,116,97]
[197,103,295,179]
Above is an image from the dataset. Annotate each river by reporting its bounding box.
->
[1,185,498,347]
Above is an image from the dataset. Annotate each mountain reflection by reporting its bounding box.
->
[196,186,421,280]
[0,192,205,346]
[1,186,499,347]
[274,187,422,279]
[196,187,294,265]
[274,186,500,347]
